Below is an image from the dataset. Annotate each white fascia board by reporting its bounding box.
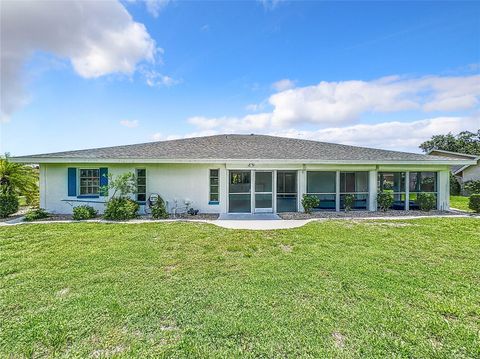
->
[452,165,471,175]
[427,149,480,159]
[10,157,478,166]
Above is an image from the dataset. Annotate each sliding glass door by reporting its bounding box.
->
[229,171,251,213]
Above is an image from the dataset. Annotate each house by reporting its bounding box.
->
[427,149,480,191]
[11,134,475,215]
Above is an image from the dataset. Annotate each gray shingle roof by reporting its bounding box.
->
[13,134,464,162]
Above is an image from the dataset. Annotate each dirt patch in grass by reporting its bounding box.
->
[280,244,292,252]
[332,332,345,348]
[91,345,125,358]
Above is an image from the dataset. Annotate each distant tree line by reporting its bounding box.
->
[419,130,480,156]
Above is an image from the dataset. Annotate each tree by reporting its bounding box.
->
[0,155,39,205]
[419,130,480,155]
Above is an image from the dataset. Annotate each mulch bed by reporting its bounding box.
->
[278,210,471,220]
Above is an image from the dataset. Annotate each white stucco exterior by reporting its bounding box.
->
[462,164,480,182]
[38,162,452,214]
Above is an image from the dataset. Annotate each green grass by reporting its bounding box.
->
[1,219,479,358]
[450,195,473,212]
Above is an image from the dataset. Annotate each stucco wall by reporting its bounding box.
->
[463,164,480,182]
[40,163,227,214]
[40,163,451,214]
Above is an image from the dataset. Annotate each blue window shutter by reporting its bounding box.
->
[100,167,108,196]
[67,168,77,196]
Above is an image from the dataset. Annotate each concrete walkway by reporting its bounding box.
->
[217,213,281,220]
[213,219,311,230]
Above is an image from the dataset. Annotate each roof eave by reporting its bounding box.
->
[9,157,477,166]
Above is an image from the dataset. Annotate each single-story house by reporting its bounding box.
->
[12,134,476,214]
[428,149,480,190]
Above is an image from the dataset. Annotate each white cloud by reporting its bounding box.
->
[1,0,157,122]
[258,0,285,10]
[272,78,296,91]
[120,119,139,128]
[269,116,480,152]
[268,75,480,127]
[188,74,480,132]
[182,115,479,153]
[142,69,179,87]
[188,113,272,132]
[145,0,171,17]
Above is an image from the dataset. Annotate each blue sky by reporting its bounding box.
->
[1,0,479,156]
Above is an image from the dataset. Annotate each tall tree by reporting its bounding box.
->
[419,130,480,155]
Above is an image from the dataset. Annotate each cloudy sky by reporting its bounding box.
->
[1,0,479,156]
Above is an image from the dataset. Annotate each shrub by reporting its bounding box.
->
[301,194,319,214]
[450,173,461,196]
[465,180,480,195]
[24,208,49,221]
[0,192,19,218]
[73,205,97,220]
[344,194,355,212]
[468,194,480,213]
[103,197,139,221]
[377,191,393,211]
[151,196,169,219]
[416,193,436,212]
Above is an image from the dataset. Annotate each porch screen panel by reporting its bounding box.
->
[306,171,336,210]
[409,172,438,210]
[378,172,406,209]
[229,171,251,213]
[277,171,297,212]
[339,172,369,210]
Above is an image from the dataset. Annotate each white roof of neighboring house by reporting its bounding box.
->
[427,149,480,175]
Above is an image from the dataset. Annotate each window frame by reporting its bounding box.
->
[78,168,100,197]
[209,169,220,204]
[136,168,147,203]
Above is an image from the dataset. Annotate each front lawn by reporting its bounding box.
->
[450,195,473,212]
[1,219,479,358]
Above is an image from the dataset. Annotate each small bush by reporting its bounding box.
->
[468,194,480,213]
[151,196,169,219]
[450,173,461,196]
[0,192,19,218]
[416,193,436,212]
[103,197,139,221]
[301,194,319,214]
[377,191,393,211]
[465,180,480,195]
[24,208,49,221]
[73,205,97,220]
[344,194,355,212]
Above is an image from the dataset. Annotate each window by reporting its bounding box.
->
[306,171,336,210]
[378,172,406,209]
[339,172,368,210]
[136,169,146,202]
[209,169,219,203]
[79,169,99,195]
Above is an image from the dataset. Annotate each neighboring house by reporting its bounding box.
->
[428,149,480,190]
[12,134,475,214]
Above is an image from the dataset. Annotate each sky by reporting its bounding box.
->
[1,0,479,156]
